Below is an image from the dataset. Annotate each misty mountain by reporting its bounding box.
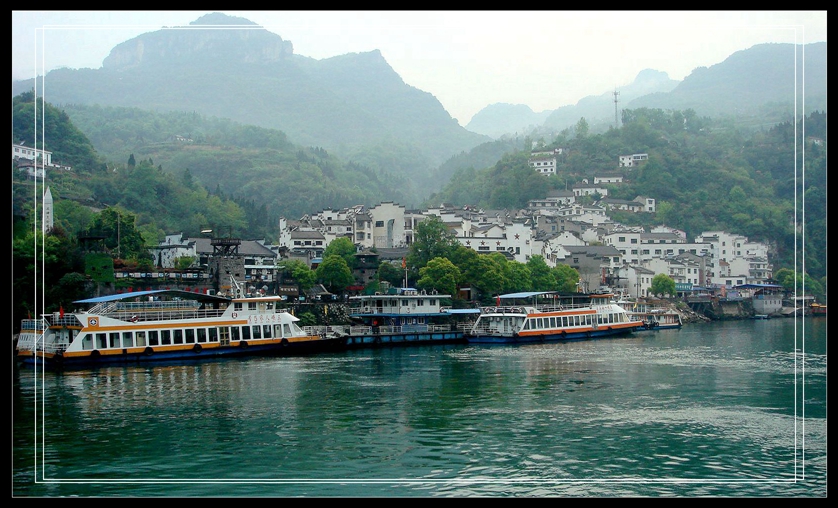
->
[627,42,827,122]
[11,12,490,176]
[466,69,679,138]
[465,103,553,139]
[466,43,826,138]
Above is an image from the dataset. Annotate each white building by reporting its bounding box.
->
[618,153,648,168]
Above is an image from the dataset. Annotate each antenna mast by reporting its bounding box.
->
[613,88,620,129]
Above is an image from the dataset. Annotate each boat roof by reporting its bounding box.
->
[74,290,231,305]
[498,291,558,299]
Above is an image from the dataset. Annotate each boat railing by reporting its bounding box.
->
[88,299,202,315]
[98,307,226,322]
[468,323,506,336]
[456,322,476,332]
[20,318,48,331]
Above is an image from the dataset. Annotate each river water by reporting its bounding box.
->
[13,317,826,497]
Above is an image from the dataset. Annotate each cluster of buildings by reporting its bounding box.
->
[150,194,773,300]
[29,144,773,300]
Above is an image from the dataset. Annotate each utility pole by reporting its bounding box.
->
[613,88,620,129]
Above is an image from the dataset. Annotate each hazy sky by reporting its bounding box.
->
[12,10,827,126]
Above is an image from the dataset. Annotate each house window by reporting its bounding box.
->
[631,238,638,244]
[375,221,384,227]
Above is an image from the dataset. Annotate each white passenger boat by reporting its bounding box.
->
[465,291,643,344]
[16,283,341,369]
[309,288,478,347]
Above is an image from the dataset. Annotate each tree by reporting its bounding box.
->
[552,264,580,293]
[377,261,404,288]
[651,274,676,298]
[278,259,316,296]
[315,255,354,294]
[408,215,459,269]
[175,256,196,270]
[417,257,460,297]
[322,236,357,270]
[527,255,555,291]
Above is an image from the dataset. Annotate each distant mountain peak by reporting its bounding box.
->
[102,13,293,70]
[633,68,671,83]
[189,12,259,26]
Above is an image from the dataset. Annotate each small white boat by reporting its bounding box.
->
[465,292,643,344]
[16,280,341,369]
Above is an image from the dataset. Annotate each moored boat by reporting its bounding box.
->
[15,283,342,369]
[617,298,683,330]
[810,302,826,316]
[464,291,643,344]
[632,308,683,330]
[309,288,478,347]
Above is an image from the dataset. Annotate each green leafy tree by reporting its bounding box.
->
[315,255,354,294]
[88,207,147,261]
[408,215,459,269]
[278,259,316,294]
[175,256,197,270]
[552,264,580,293]
[527,255,555,291]
[377,261,405,288]
[651,273,676,298]
[417,257,461,297]
[502,260,532,294]
[322,237,357,270]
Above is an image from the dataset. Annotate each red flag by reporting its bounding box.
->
[496,295,501,307]
[59,306,64,318]
[402,258,406,269]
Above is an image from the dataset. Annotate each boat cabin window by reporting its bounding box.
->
[242,326,251,341]
[173,329,183,344]
[149,330,159,346]
[185,329,195,344]
[110,332,120,348]
[161,330,171,345]
[262,325,272,338]
[96,333,107,349]
[252,325,262,339]
[283,324,292,336]
[136,331,147,347]
[231,327,240,341]
[82,335,94,350]
[196,328,207,343]
[266,302,274,310]
[208,328,218,342]
[122,331,134,348]
[249,302,257,311]
[550,317,556,328]
[234,303,243,311]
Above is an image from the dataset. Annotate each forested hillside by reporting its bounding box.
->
[11,12,490,197]
[12,90,827,285]
[428,108,827,282]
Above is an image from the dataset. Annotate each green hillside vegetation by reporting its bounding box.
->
[12,92,826,301]
[428,108,827,285]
